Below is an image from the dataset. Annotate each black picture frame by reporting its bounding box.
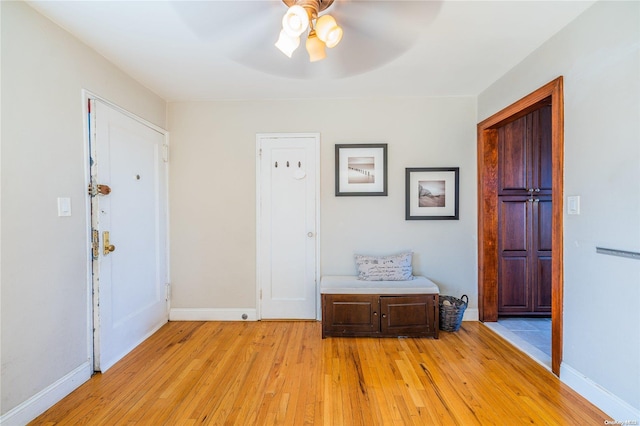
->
[335,143,388,196]
[405,167,459,220]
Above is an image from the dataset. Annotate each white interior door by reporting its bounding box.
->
[90,99,168,372]
[257,134,319,319]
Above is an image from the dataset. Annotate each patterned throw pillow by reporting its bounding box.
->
[355,252,414,281]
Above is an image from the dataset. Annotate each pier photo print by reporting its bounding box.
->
[347,156,375,184]
[335,144,387,196]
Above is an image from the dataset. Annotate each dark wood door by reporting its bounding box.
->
[497,102,552,315]
[380,295,437,337]
[321,294,379,337]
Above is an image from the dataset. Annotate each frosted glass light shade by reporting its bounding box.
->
[275,30,300,57]
[282,5,309,37]
[305,31,326,62]
[315,14,343,48]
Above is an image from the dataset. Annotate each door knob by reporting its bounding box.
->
[103,231,116,255]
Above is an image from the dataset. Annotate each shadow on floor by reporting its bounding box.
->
[484,317,551,370]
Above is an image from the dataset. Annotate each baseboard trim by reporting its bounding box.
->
[462,308,479,321]
[171,308,475,323]
[170,308,257,321]
[560,363,640,422]
[0,362,91,425]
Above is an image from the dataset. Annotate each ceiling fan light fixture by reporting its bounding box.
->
[277,0,340,61]
[275,30,300,58]
[282,5,309,37]
[315,14,342,48]
[305,30,326,62]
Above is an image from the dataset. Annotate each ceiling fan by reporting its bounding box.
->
[171,0,443,80]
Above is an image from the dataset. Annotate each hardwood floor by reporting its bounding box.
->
[31,321,607,425]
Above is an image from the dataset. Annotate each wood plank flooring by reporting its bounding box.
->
[31,321,608,425]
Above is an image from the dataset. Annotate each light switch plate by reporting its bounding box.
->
[567,196,580,215]
[57,197,71,217]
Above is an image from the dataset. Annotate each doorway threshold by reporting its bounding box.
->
[483,321,552,372]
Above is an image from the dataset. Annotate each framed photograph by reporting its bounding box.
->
[405,167,459,220]
[335,143,388,196]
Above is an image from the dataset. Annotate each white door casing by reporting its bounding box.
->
[257,133,320,320]
[89,98,169,372]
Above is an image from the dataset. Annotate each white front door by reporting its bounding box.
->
[90,99,168,372]
[257,134,319,319]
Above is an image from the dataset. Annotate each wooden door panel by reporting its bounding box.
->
[535,198,553,252]
[498,116,528,194]
[499,257,530,312]
[534,256,552,312]
[322,294,379,335]
[380,295,436,335]
[534,197,552,313]
[499,198,529,252]
[534,105,553,193]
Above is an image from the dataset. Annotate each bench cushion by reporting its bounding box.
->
[320,275,439,295]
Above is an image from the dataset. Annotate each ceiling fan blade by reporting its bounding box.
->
[324,1,442,73]
[171,0,443,79]
[171,1,282,47]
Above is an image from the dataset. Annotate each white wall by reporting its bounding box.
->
[5,0,636,422]
[478,0,640,418]
[0,1,166,419]
[168,98,478,316]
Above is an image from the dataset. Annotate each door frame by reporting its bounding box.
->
[477,77,564,375]
[255,133,321,320]
[82,90,170,370]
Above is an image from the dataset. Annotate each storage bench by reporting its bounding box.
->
[320,276,439,339]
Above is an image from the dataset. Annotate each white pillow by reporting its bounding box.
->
[355,252,414,281]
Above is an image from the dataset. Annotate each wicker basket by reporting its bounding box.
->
[439,295,468,332]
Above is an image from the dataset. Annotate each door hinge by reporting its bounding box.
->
[165,283,171,301]
[91,229,100,259]
[260,289,262,300]
[259,148,262,158]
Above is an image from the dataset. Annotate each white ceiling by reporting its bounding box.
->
[27,0,595,102]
